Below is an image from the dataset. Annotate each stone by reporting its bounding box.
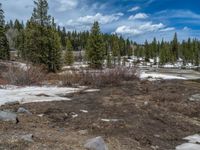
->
[84,136,108,150]
[0,111,18,123]
[21,134,34,142]
[189,94,200,102]
[17,107,32,115]
[78,130,88,135]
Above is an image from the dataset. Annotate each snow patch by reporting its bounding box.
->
[0,85,82,106]
[101,119,121,122]
[80,110,88,113]
[176,143,200,150]
[139,71,186,81]
[176,134,200,150]
[84,89,100,92]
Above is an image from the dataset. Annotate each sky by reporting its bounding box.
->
[1,0,200,43]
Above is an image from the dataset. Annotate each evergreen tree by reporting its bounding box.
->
[24,0,62,72]
[127,39,133,58]
[171,32,179,62]
[65,40,74,65]
[0,3,9,60]
[31,0,51,26]
[106,51,112,68]
[144,40,150,61]
[86,21,105,68]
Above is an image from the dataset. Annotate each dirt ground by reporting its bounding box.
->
[1,79,200,150]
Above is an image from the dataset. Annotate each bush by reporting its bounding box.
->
[3,64,45,86]
[60,67,137,87]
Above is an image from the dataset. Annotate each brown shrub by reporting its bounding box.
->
[2,64,45,86]
[60,67,137,87]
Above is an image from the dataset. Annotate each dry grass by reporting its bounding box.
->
[59,67,137,87]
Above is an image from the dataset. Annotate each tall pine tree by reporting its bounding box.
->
[0,3,9,60]
[65,40,74,65]
[24,0,61,72]
[86,21,105,68]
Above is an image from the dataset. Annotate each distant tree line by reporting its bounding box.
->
[1,0,199,71]
[135,33,200,66]
[1,0,133,71]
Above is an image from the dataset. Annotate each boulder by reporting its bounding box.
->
[0,111,18,123]
[17,107,32,115]
[84,136,108,150]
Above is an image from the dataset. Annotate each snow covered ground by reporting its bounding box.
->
[176,134,200,150]
[139,71,186,80]
[0,85,98,106]
[138,68,200,81]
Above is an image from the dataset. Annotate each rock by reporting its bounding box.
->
[17,107,32,115]
[78,130,88,135]
[21,134,34,142]
[84,136,108,150]
[189,94,200,102]
[0,111,18,123]
[144,101,149,106]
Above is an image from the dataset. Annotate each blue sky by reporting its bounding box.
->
[1,0,200,43]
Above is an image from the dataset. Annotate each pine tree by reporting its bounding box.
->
[0,3,9,60]
[65,40,74,65]
[24,0,62,72]
[31,0,51,26]
[171,33,179,62]
[86,21,105,68]
[144,40,149,62]
[47,28,62,72]
[159,40,166,65]
[127,39,133,58]
[106,51,112,68]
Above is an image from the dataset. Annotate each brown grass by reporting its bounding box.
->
[2,64,45,86]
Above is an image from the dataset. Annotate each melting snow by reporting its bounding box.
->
[140,71,186,81]
[80,110,88,113]
[0,85,82,106]
[101,119,121,122]
[176,134,200,150]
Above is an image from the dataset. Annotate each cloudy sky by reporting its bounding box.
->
[1,0,200,43]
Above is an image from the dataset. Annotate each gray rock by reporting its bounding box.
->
[17,107,32,115]
[189,94,200,102]
[21,134,34,142]
[0,111,18,123]
[84,136,108,150]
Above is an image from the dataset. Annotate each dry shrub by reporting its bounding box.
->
[3,64,45,86]
[151,91,181,102]
[60,67,137,87]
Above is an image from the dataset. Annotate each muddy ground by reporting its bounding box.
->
[1,79,200,150]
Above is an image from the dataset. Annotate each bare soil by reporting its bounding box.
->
[1,80,200,150]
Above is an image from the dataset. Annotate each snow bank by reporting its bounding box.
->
[0,85,83,106]
[62,62,88,70]
[139,71,186,81]
[176,134,200,150]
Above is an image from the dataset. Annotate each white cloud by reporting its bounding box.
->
[128,13,148,20]
[183,26,190,31]
[115,22,165,36]
[160,27,175,32]
[128,6,140,12]
[66,12,124,26]
[156,10,200,19]
[56,0,78,12]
